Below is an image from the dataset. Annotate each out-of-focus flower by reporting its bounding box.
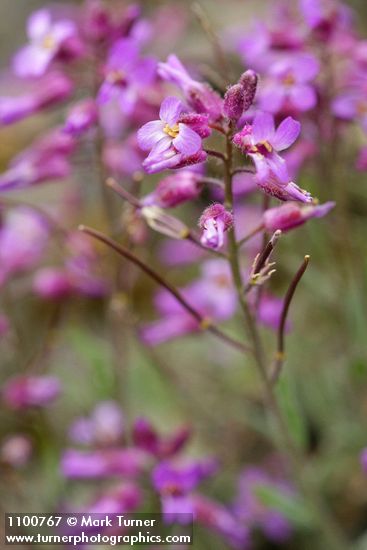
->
[233,466,294,544]
[360,448,367,474]
[61,448,147,479]
[140,260,236,346]
[13,9,77,77]
[98,38,156,115]
[142,170,203,208]
[0,208,49,279]
[356,147,367,171]
[64,98,98,136]
[0,435,33,468]
[255,294,291,332]
[0,129,73,191]
[199,204,233,250]
[2,375,60,410]
[193,495,250,549]
[258,54,320,113]
[132,418,190,458]
[152,459,217,522]
[233,112,301,184]
[263,201,335,232]
[0,72,74,126]
[158,55,222,121]
[69,401,124,447]
[73,483,142,516]
[332,90,367,132]
[137,96,204,174]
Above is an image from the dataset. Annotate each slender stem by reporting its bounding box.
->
[198,177,225,189]
[106,177,141,207]
[187,232,227,259]
[223,129,348,550]
[237,224,264,248]
[231,167,255,176]
[204,148,226,162]
[271,255,310,385]
[79,225,253,356]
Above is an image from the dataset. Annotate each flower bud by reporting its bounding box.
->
[223,84,245,121]
[142,171,203,209]
[199,204,233,250]
[263,201,335,232]
[141,206,190,239]
[239,69,258,112]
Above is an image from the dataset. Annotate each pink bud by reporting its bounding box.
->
[199,204,233,250]
[239,70,258,112]
[223,84,245,121]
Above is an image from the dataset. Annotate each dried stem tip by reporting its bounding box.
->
[253,230,282,275]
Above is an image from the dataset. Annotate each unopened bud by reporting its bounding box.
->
[141,206,190,239]
[223,84,245,121]
[239,70,258,112]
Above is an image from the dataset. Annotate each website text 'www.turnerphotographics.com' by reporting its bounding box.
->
[4,514,193,546]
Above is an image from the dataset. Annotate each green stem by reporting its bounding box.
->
[223,128,348,550]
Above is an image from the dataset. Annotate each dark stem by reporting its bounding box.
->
[271,255,310,385]
[204,148,227,162]
[79,225,253,356]
[253,230,282,275]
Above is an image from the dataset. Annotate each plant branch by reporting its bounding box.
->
[271,255,310,385]
[79,225,252,355]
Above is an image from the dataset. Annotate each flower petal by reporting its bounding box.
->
[173,124,201,155]
[27,9,51,40]
[252,112,275,143]
[13,45,53,78]
[289,85,317,111]
[159,96,184,126]
[137,120,165,151]
[273,117,301,151]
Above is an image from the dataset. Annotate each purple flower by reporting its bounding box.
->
[0,208,49,279]
[33,269,73,300]
[233,466,294,544]
[332,91,367,132]
[0,73,73,126]
[98,38,156,115]
[158,55,223,121]
[64,99,98,136]
[255,294,291,332]
[142,170,203,208]
[61,448,147,479]
[259,54,320,113]
[152,459,217,522]
[263,201,335,232]
[361,448,367,474]
[13,9,77,77]
[132,418,190,458]
[193,495,250,549]
[72,483,142,516]
[69,401,124,447]
[0,130,73,191]
[199,204,233,250]
[0,435,33,468]
[256,172,313,203]
[233,112,301,184]
[2,375,60,410]
[140,259,236,345]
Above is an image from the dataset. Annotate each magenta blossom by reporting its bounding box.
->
[61,448,147,479]
[158,55,222,121]
[137,96,205,173]
[133,418,190,459]
[2,375,60,410]
[13,9,77,78]
[64,98,98,136]
[98,38,156,115]
[152,459,217,522]
[69,401,124,447]
[233,112,301,184]
[199,204,233,250]
[0,72,73,126]
[332,91,367,133]
[142,170,203,208]
[259,53,320,113]
[263,201,335,232]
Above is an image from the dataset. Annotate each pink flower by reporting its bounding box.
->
[233,112,301,184]
[199,204,233,250]
[263,201,335,232]
[64,99,98,136]
[2,375,60,410]
[13,9,77,77]
[142,170,203,208]
[158,55,223,121]
[137,96,205,173]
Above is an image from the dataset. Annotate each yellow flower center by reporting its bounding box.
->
[163,123,180,138]
[283,73,296,86]
[42,34,56,50]
[106,70,126,84]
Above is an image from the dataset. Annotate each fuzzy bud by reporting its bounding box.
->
[239,70,258,112]
[223,84,245,122]
[199,204,233,250]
